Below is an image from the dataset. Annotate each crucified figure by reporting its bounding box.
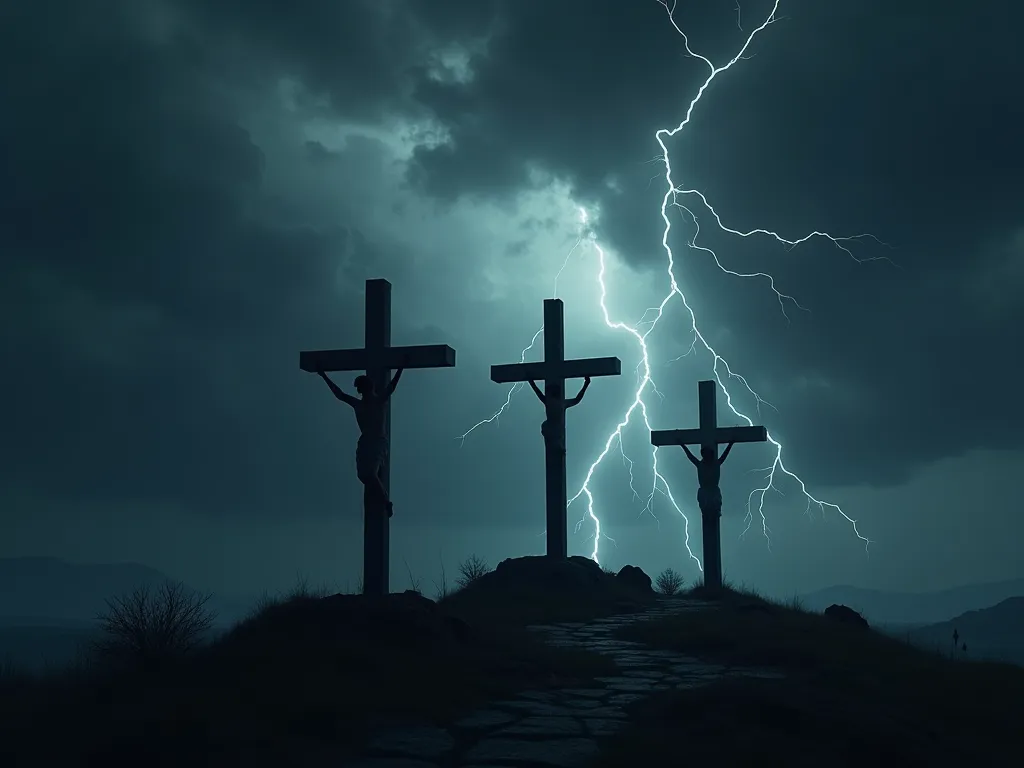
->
[681,442,734,516]
[527,377,591,452]
[314,367,404,517]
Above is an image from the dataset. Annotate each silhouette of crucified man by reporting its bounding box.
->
[527,377,591,453]
[681,442,734,516]
[314,366,404,517]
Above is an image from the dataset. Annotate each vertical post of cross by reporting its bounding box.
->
[543,299,568,559]
[698,380,722,590]
[363,278,391,596]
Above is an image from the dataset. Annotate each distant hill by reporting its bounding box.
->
[0,557,175,624]
[799,579,1024,625]
[903,597,1024,666]
[0,557,256,671]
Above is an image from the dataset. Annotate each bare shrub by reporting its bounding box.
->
[93,581,215,666]
[655,568,685,596]
[456,555,490,589]
[404,559,423,594]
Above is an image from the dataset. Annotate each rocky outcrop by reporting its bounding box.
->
[823,603,869,629]
[615,565,653,594]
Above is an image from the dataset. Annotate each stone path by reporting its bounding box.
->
[345,598,785,768]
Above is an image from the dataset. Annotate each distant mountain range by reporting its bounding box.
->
[799,578,1024,626]
[902,597,1024,666]
[3,557,1022,672]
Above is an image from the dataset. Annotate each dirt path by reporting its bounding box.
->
[344,597,785,767]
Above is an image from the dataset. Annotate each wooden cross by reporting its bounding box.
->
[650,380,767,590]
[299,278,456,596]
[491,298,621,559]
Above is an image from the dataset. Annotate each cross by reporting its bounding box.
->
[491,298,621,559]
[650,380,767,591]
[299,278,456,597]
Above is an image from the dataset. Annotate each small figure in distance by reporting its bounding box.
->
[528,376,591,452]
[681,442,734,516]
[314,366,405,517]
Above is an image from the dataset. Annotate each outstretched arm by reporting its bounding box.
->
[381,368,404,403]
[566,376,592,409]
[317,371,358,407]
[719,442,735,464]
[681,445,700,467]
[527,380,546,405]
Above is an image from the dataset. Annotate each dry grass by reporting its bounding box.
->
[597,584,1024,767]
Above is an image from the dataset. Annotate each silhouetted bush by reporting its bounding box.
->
[92,581,215,667]
[655,568,685,596]
[456,555,490,589]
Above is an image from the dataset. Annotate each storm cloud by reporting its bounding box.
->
[2,0,1022,595]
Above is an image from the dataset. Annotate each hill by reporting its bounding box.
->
[2,557,1022,766]
[904,596,1024,666]
[0,556,645,765]
[596,585,1024,767]
[799,578,1024,625]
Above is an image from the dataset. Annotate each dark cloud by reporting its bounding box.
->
[0,0,396,516]
[1,0,1022,554]
[400,0,1024,486]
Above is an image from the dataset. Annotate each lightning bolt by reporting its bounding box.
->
[456,325,544,444]
[460,0,876,571]
[455,210,593,445]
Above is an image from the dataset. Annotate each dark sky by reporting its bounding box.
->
[3,0,1022,599]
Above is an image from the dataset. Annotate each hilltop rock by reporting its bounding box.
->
[447,555,659,602]
[616,565,653,594]
[823,603,870,630]
[486,555,609,592]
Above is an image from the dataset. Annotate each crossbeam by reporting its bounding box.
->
[491,356,621,384]
[299,344,455,374]
[651,425,767,447]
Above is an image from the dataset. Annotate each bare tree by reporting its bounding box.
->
[94,581,215,665]
[655,568,685,596]
[456,555,490,589]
